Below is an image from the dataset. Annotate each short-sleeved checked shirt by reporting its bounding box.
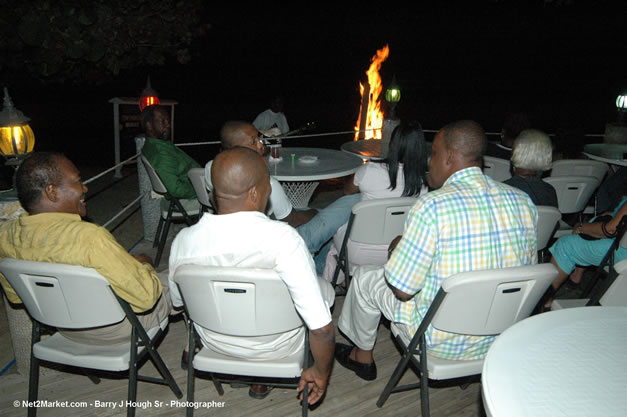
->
[385,167,537,360]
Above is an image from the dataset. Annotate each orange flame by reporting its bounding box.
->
[354,45,389,140]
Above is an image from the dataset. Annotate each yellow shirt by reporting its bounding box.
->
[0,212,162,312]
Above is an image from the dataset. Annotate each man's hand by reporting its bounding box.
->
[282,208,318,228]
[133,253,154,266]
[297,366,328,405]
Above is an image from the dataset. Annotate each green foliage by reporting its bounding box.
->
[0,0,209,83]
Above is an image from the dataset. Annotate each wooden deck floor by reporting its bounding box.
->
[0,295,486,417]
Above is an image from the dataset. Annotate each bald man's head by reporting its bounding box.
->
[219,121,264,155]
[211,147,270,213]
[441,120,487,164]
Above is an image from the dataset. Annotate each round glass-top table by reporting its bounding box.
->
[341,140,384,160]
[482,306,627,417]
[583,143,627,169]
[266,147,363,208]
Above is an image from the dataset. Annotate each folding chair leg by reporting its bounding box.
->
[154,218,171,267]
[419,335,430,417]
[127,327,139,417]
[376,344,414,407]
[28,321,41,417]
[186,323,195,417]
[153,216,164,248]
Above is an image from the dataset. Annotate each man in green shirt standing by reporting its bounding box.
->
[140,105,201,205]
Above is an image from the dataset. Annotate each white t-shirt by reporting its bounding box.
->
[252,109,289,134]
[353,161,405,201]
[168,211,333,359]
[204,159,292,220]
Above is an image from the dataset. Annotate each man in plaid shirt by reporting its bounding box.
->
[335,120,537,380]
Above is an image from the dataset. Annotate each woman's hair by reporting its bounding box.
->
[384,121,428,196]
[511,129,553,172]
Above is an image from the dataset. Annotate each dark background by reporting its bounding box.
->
[2,2,626,173]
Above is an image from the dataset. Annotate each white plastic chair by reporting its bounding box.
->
[544,175,601,238]
[187,167,214,217]
[544,175,601,214]
[376,263,558,417]
[332,197,417,289]
[173,265,310,417]
[140,155,199,266]
[550,159,609,182]
[551,159,609,215]
[0,259,182,417]
[482,156,512,182]
[536,205,561,252]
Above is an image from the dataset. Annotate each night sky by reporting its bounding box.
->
[2,2,626,168]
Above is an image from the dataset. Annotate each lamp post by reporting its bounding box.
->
[138,76,160,112]
[0,88,35,201]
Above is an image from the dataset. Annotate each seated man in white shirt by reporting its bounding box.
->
[169,147,335,404]
[252,96,289,134]
[204,121,360,274]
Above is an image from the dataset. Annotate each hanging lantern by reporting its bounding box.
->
[385,76,401,103]
[0,88,35,160]
[138,76,160,112]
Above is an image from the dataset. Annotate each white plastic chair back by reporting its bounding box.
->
[599,260,627,306]
[349,197,417,245]
[174,265,303,337]
[550,159,609,182]
[0,259,125,329]
[432,263,558,335]
[140,154,169,195]
[187,168,212,207]
[536,205,561,250]
[544,175,601,214]
[483,156,512,182]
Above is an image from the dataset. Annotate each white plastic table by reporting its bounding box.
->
[266,147,363,208]
[482,307,627,417]
[341,140,384,160]
[583,143,627,169]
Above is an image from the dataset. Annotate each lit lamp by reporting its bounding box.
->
[616,92,627,125]
[605,91,627,145]
[0,87,35,201]
[138,76,160,112]
[384,75,401,120]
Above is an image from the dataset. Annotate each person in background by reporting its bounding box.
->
[170,147,334,403]
[0,152,170,344]
[334,120,537,381]
[503,129,558,207]
[543,197,627,309]
[253,96,289,135]
[140,105,201,212]
[322,121,430,284]
[485,112,531,160]
[205,121,360,274]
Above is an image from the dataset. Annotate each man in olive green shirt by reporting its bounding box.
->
[0,152,170,344]
[140,105,201,202]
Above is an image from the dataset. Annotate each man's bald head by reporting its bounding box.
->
[220,121,258,149]
[441,120,487,165]
[211,147,270,213]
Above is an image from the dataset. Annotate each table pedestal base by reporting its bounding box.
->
[280,181,319,208]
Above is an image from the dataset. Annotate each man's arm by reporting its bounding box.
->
[281,208,318,228]
[297,322,335,405]
[343,174,359,195]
